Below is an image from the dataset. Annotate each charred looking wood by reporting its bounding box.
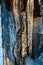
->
[34,0,41,18]
[0,0,2,5]
[19,0,27,11]
[3,0,27,11]
[23,0,27,11]
[20,0,27,11]
[4,0,11,11]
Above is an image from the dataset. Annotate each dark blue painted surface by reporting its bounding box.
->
[1,1,17,65]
